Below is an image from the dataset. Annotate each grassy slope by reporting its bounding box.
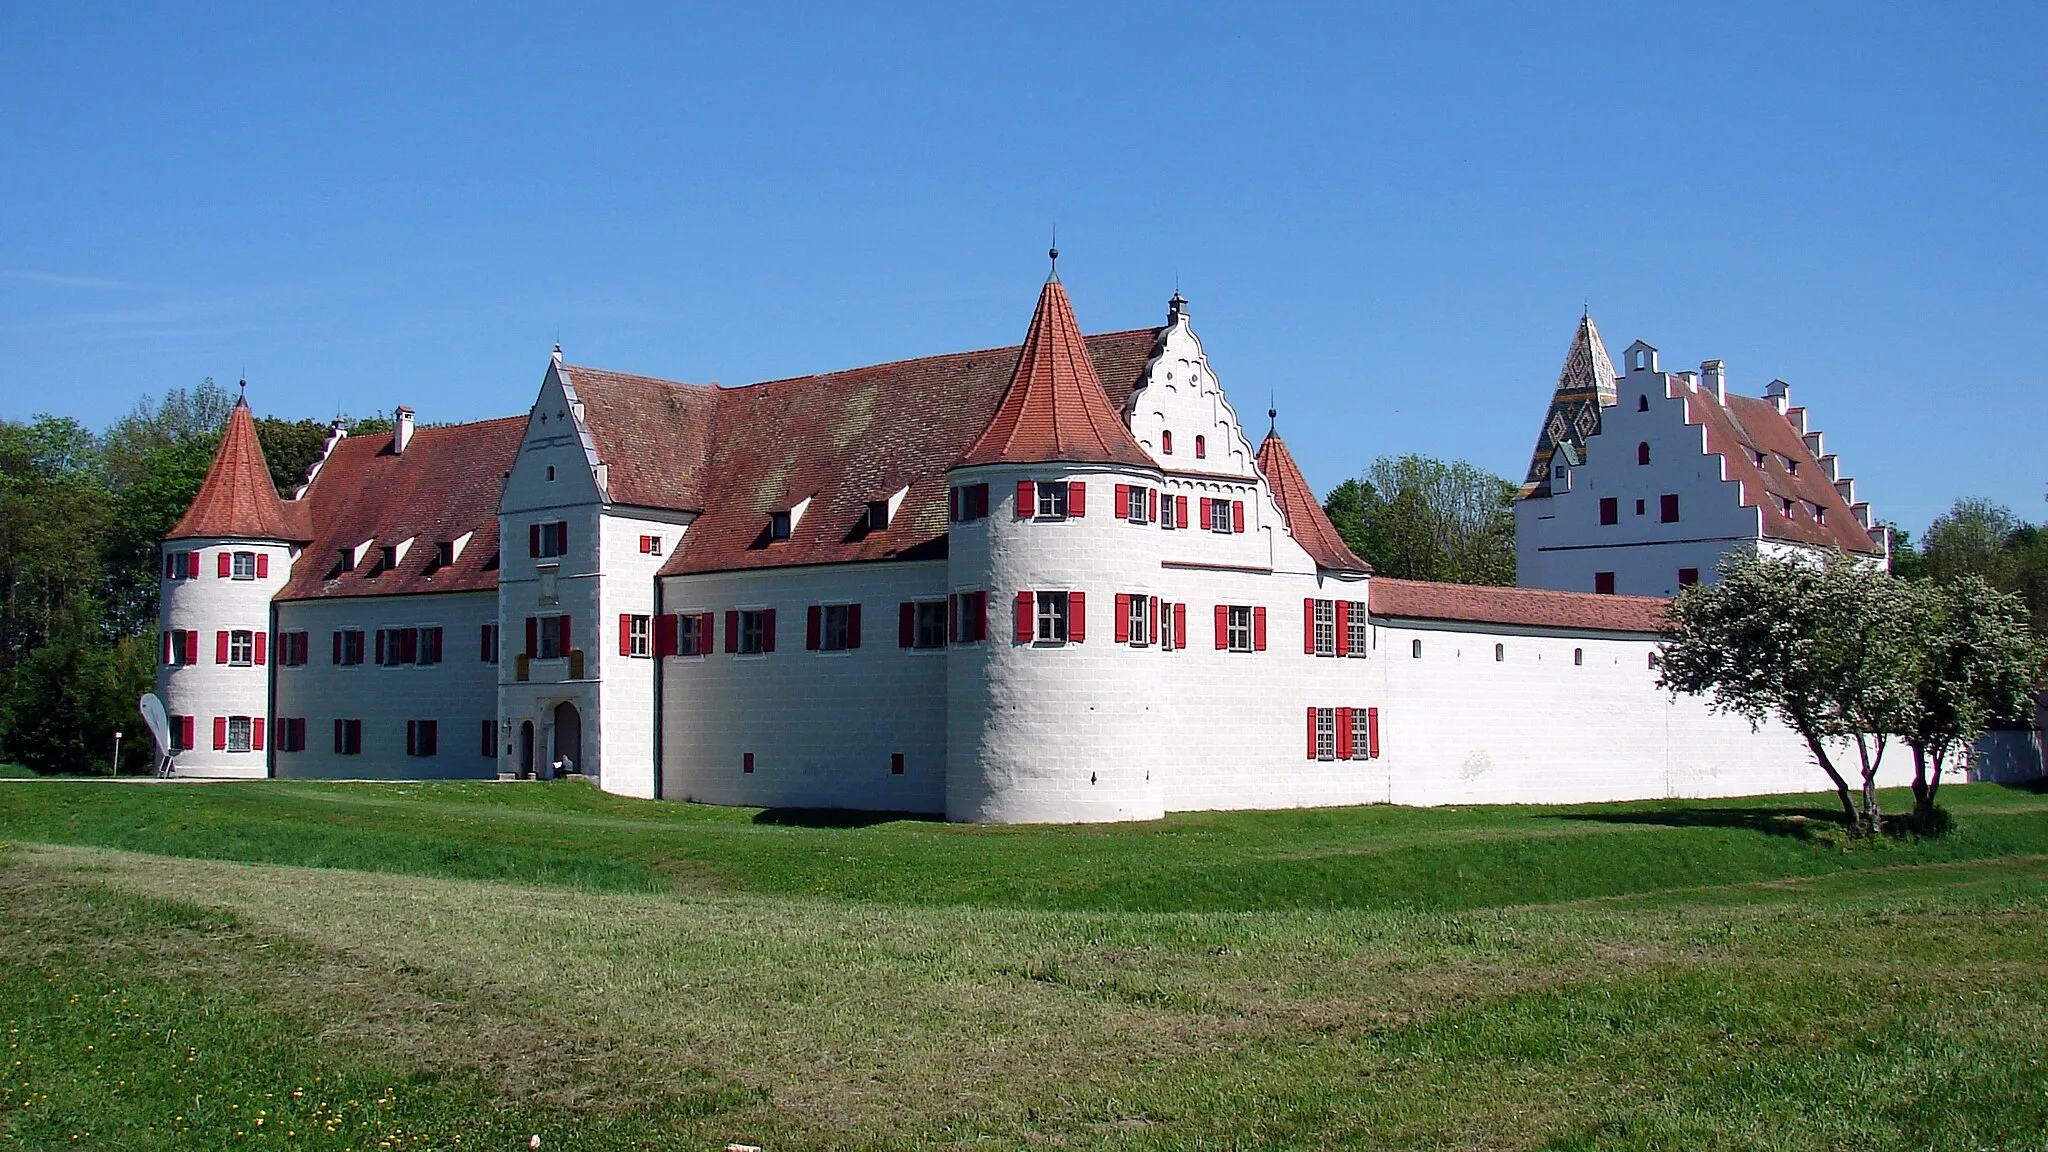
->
[3,781,2047,1149]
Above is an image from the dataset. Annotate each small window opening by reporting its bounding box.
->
[1411,638,1422,659]
[1494,643,1504,662]
[546,465,556,481]
[1573,647,1584,666]
[1637,441,1651,466]
[768,510,792,541]
[1194,435,1206,459]
[866,500,890,531]
[1637,394,1649,412]
[1161,430,1173,455]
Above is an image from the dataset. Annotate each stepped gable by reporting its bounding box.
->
[1255,433,1370,573]
[168,398,309,541]
[1370,578,1667,634]
[658,328,1160,577]
[1522,313,1618,496]
[956,276,1159,470]
[1686,390,1881,555]
[554,365,718,511]
[277,416,527,602]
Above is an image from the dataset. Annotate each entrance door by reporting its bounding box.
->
[552,702,583,776]
[518,720,534,777]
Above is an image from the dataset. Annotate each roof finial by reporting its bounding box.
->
[238,377,247,405]
[1268,391,1278,438]
[1047,226,1059,282]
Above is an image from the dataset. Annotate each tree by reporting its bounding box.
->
[0,637,154,775]
[1322,455,1516,584]
[1659,551,1918,836]
[1899,576,2043,829]
[1876,521,1929,581]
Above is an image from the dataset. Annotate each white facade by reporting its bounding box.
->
[157,537,293,778]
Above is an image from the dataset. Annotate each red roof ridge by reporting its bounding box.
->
[168,398,305,541]
[1370,577,1668,634]
[956,278,1157,470]
[1255,432,1370,573]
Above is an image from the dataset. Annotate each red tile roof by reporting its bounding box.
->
[1255,433,1370,573]
[554,365,718,511]
[1686,390,1881,555]
[657,329,1162,576]
[168,399,309,541]
[277,417,527,602]
[1369,577,1668,634]
[956,277,1158,470]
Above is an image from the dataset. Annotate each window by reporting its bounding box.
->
[1599,497,1619,526]
[1780,496,1796,516]
[1161,430,1173,455]
[1660,494,1680,523]
[1036,481,1069,519]
[739,609,769,655]
[378,627,437,665]
[163,629,196,666]
[1813,505,1826,525]
[538,615,571,659]
[333,629,365,666]
[1312,600,1336,656]
[334,719,363,755]
[546,465,556,481]
[1637,441,1651,466]
[1346,601,1368,658]
[1595,572,1617,595]
[418,626,442,664]
[949,483,990,522]
[1209,498,1233,533]
[1494,643,1505,662]
[1036,592,1070,644]
[951,592,987,644]
[228,630,255,666]
[768,511,792,541]
[1678,568,1700,587]
[1412,638,1422,659]
[626,613,651,657]
[231,551,258,580]
[433,540,456,569]
[1573,647,1584,666]
[276,631,310,666]
[1786,457,1799,475]
[809,603,858,651]
[1227,605,1253,652]
[910,601,947,649]
[406,719,438,757]
[1160,492,1179,530]
[1195,435,1206,459]
[375,545,399,576]
[1118,593,1150,647]
[167,714,190,751]
[891,752,905,776]
[162,551,197,580]
[279,718,306,753]
[677,612,706,656]
[480,623,500,663]
[638,534,664,555]
[1636,499,1646,516]
[742,752,755,774]
[1125,484,1148,523]
[533,521,568,558]
[865,501,890,531]
[226,716,253,753]
[481,719,496,758]
[1313,708,1336,761]
[1160,601,1179,652]
[1637,394,1649,412]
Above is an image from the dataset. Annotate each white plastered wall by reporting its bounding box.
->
[157,537,293,779]
[593,506,694,799]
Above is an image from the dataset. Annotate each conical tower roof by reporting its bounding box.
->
[167,397,304,540]
[956,275,1156,470]
[1256,432,1370,573]
[1520,312,1618,496]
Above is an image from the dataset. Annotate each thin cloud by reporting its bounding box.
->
[1,269,140,291]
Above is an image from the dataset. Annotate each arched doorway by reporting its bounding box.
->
[552,702,583,776]
[518,721,534,777]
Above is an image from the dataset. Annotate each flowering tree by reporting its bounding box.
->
[1901,576,2042,829]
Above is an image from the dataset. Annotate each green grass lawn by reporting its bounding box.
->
[3,780,2047,1149]
[0,763,36,779]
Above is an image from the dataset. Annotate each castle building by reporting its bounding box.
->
[1514,315,1889,597]
[158,268,1907,819]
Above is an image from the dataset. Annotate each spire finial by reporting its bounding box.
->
[238,377,247,405]
[1047,226,1059,282]
[1268,391,1277,437]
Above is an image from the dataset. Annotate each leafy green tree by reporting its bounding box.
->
[1322,455,1515,584]
[0,637,154,775]
[1659,552,1919,836]
[1923,498,2021,589]
[1900,577,2044,829]
[1877,522,1929,581]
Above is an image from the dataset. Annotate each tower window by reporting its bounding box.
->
[228,630,255,666]
[1035,592,1071,644]
[1194,435,1206,459]
[231,551,258,580]
[1637,442,1651,466]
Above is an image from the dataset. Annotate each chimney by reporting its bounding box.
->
[393,406,415,455]
[1765,378,1790,414]
[1700,360,1726,402]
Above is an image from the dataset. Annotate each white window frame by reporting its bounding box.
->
[231,551,258,580]
[1126,594,1149,648]
[913,601,947,650]
[821,604,852,651]
[537,521,567,558]
[1035,591,1069,644]
[1227,605,1252,653]
[1313,600,1336,656]
[1315,708,1336,761]
[677,613,705,656]
[628,614,651,657]
[739,609,768,655]
[1159,601,1177,652]
[1125,485,1147,523]
[538,615,570,660]
[227,715,252,753]
[1346,601,1368,658]
[1209,497,1232,533]
[1036,481,1069,520]
[228,629,255,666]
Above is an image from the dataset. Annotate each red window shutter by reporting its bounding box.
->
[1199,497,1212,527]
[846,603,861,648]
[1148,488,1158,522]
[1367,707,1380,758]
[257,553,269,578]
[1306,707,1317,759]
[1174,602,1187,648]
[761,609,775,652]
[899,602,915,648]
[1233,500,1245,533]
[1114,594,1130,643]
[1336,708,1353,760]
[1177,495,1189,528]
[1016,480,1035,517]
[215,631,229,664]
[620,614,634,655]
[559,522,569,552]
[1016,591,1033,643]
[253,632,267,665]
[1069,482,1085,518]
[214,552,228,578]
[376,630,388,665]
[1068,591,1085,642]
[1335,601,1351,656]
[697,613,712,648]
[181,716,195,750]
[1115,484,1129,519]
[948,487,960,522]
[525,617,538,658]
[1253,606,1267,651]
[252,718,265,751]
[529,524,541,557]
[1304,598,1316,654]
[1149,597,1159,645]
[187,631,199,663]
[1214,604,1228,649]
[333,631,344,664]
[559,614,571,653]
[655,613,678,657]
[806,605,822,650]
[725,611,739,653]
[214,716,228,750]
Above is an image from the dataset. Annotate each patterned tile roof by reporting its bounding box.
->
[1522,313,1618,496]
[1369,577,1668,634]
[277,417,527,602]
[554,365,719,511]
[1687,390,1881,555]
[1255,433,1370,573]
[956,277,1158,470]
[167,399,309,541]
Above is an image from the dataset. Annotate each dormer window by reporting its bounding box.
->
[376,545,399,574]
[769,510,793,541]
[1194,435,1206,459]
[866,500,890,531]
[1161,430,1173,455]
[1813,505,1826,524]
[434,541,455,568]
[1785,457,1799,475]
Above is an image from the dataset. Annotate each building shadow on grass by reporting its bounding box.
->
[1998,778,2048,796]
[1546,805,1846,842]
[751,807,942,829]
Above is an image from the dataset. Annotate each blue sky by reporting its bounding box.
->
[3,3,2042,534]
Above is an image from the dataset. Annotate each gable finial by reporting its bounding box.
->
[1047,226,1059,282]
[1268,391,1277,438]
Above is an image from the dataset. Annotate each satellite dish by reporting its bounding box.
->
[138,693,169,756]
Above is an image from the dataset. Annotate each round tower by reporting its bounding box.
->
[158,395,302,778]
[944,267,1168,822]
